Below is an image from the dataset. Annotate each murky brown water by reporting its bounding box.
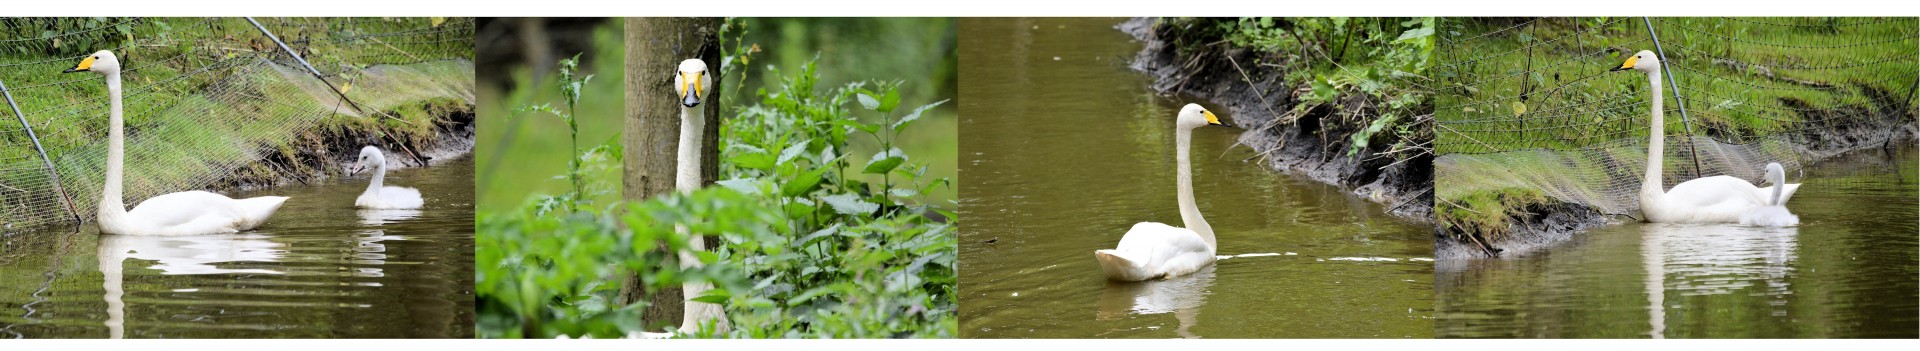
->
[0,157,474,338]
[956,18,1434,339]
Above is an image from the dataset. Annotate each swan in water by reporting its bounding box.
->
[1739,163,1799,227]
[1613,50,1800,223]
[1094,103,1229,281]
[66,50,288,236]
[348,146,424,209]
[633,58,728,338]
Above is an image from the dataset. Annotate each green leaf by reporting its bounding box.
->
[878,89,902,113]
[821,193,879,215]
[892,99,948,133]
[689,288,730,304]
[781,167,829,197]
[864,148,906,174]
[731,150,775,170]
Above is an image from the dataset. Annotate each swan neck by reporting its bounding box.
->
[1643,69,1665,201]
[1175,126,1214,247]
[1769,170,1785,206]
[676,106,703,194]
[101,71,127,220]
[368,155,387,191]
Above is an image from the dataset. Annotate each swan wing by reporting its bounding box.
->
[1666,175,1763,207]
[126,191,243,227]
[1096,222,1214,281]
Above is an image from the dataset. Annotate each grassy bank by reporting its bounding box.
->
[1433,17,1917,253]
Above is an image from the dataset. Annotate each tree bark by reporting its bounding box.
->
[619,16,722,332]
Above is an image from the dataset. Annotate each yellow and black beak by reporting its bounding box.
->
[679,71,703,107]
[63,56,97,73]
[1203,110,1232,127]
[1610,55,1638,72]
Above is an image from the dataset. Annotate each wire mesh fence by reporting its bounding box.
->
[0,17,474,230]
[1435,17,1916,218]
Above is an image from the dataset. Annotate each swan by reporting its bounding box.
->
[633,58,727,338]
[1614,50,1800,223]
[1739,163,1799,227]
[347,146,424,209]
[66,50,289,236]
[1094,103,1228,281]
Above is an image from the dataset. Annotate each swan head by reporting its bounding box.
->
[1611,50,1659,73]
[348,146,386,175]
[62,50,121,75]
[674,58,710,107]
[1764,162,1785,184]
[1176,103,1228,130]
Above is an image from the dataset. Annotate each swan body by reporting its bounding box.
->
[1616,50,1800,223]
[1096,103,1228,281]
[1740,163,1799,227]
[348,146,424,209]
[69,50,288,236]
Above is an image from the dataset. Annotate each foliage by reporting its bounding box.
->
[1160,17,1435,159]
[476,27,958,338]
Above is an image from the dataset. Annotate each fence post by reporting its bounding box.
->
[1643,17,1705,177]
[1,79,83,224]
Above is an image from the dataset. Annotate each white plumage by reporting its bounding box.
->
[1095,103,1228,281]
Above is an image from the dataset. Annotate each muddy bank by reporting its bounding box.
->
[1120,18,1434,221]
[213,99,476,192]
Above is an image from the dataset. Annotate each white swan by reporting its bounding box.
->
[1614,50,1800,223]
[1739,163,1799,227]
[1094,103,1228,281]
[66,50,288,236]
[348,146,424,209]
[632,59,727,339]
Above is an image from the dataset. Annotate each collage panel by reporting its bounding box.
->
[0,17,478,338]
[1431,17,1919,338]
[956,17,1437,338]
[472,17,959,338]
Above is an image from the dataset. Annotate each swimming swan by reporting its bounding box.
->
[633,59,728,338]
[1094,103,1229,281]
[348,146,424,209]
[1739,163,1799,227]
[1614,50,1800,223]
[67,50,288,236]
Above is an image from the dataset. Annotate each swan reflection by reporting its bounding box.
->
[1642,223,1798,339]
[1096,265,1216,338]
[97,233,287,338]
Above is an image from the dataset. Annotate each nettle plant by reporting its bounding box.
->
[478,54,957,338]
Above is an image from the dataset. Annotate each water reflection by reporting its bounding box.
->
[1641,223,1799,339]
[96,234,288,338]
[1096,266,1216,338]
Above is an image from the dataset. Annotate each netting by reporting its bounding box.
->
[1435,17,1917,217]
[1,17,474,230]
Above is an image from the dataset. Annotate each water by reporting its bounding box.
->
[956,18,1435,339]
[1437,147,1919,338]
[0,157,475,338]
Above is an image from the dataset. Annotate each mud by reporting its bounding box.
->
[212,100,476,192]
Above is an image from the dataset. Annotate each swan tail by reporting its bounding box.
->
[234,196,289,230]
[1094,249,1154,281]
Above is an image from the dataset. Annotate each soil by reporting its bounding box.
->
[1120,18,1435,221]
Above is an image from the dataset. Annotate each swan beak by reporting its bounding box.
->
[1610,55,1638,72]
[683,93,701,107]
[63,56,96,73]
[1203,110,1231,127]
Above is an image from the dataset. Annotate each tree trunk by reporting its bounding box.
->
[619,16,722,332]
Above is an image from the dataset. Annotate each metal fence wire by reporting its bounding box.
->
[0,17,474,230]
[1435,17,1917,217]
